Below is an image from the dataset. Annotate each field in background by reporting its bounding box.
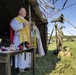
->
[19,41,76,75]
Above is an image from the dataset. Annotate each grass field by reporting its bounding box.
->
[19,41,76,75]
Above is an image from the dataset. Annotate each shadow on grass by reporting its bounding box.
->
[17,49,60,75]
[35,50,59,75]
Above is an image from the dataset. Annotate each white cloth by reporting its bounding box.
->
[31,25,45,57]
[10,16,31,69]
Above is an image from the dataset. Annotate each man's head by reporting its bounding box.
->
[19,7,27,17]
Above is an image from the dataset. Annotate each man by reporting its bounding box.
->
[10,7,31,72]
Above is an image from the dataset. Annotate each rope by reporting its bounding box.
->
[59,3,76,12]
[62,0,68,9]
[53,0,58,4]
[64,27,75,36]
[58,23,75,36]
[38,0,50,14]
[38,0,76,29]
[44,0,76,29]
[48,25,54,46]
[52,2,76,17]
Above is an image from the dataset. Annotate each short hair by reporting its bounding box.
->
[17,7,26,14]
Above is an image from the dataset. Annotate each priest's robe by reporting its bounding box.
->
[10,16,31,69]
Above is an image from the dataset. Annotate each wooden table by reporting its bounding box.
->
[0,47,35,75]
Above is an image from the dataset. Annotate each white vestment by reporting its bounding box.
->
[31,25,45,57]
[10,16,31,69]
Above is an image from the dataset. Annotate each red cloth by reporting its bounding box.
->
[9,20,14,43]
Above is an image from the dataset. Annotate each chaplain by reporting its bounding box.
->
[10,7,31,72]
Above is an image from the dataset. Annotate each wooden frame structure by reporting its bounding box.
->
[0,0,48,54]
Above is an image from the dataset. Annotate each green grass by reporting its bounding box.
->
[19,41,76,75]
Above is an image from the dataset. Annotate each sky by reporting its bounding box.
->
[47,0,76,36]
[37,0,76,36]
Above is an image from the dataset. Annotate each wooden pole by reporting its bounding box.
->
[54,23,58,50]
[28,5,32,43]
[29,4,31,22]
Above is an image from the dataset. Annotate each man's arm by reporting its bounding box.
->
[10,18,24,32]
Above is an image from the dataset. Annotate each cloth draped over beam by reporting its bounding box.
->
[31,24,45,57]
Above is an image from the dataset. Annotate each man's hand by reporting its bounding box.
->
[23,22,29,27]
[23,22,32,27]
[28,22,33,25]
